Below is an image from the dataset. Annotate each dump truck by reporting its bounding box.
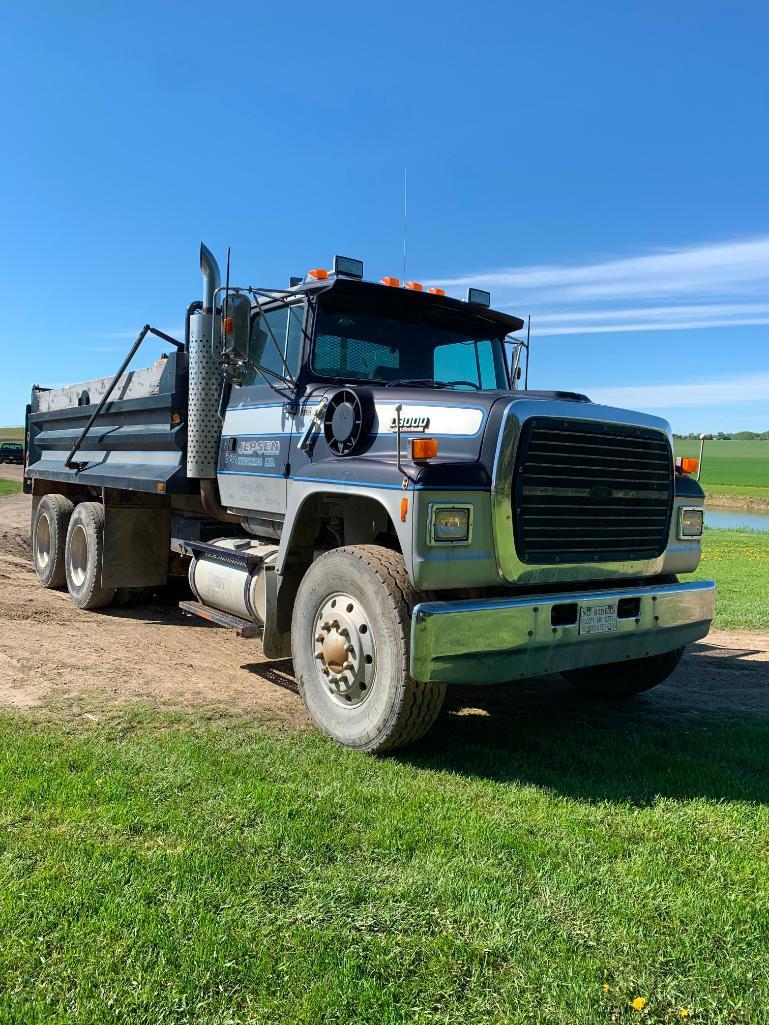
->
[24,245,715,752]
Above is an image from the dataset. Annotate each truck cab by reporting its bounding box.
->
[24,246,715,752]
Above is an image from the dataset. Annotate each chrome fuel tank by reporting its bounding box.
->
[188,538,278,623]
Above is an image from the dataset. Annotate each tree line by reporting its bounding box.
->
[673,431,769,441]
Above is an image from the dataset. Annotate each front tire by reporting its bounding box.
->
[32,494,74,588]
[562,646,685,699]
[291,545,446,753]
[64,502,115,610]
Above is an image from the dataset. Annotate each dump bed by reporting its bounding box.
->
[26,351,195,494]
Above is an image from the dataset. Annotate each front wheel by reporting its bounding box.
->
[291,545,446,753]
[562,646,685,699]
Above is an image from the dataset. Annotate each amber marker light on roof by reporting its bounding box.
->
[307,268,329,280]
[427,287,445,295]
[404,281,423,291]
[380,276,400,287]
[411,438,438,462]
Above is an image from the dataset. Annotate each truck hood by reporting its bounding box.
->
[324,385,671,460]
[292,384,673,492]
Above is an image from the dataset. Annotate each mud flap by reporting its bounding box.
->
[261,562,293,659]
[102,504,171,588]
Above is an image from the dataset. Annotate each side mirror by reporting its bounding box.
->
[221,293,250,363]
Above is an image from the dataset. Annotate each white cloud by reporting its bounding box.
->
[535,316,769,337]
[433,236,769,301]
[586,373,769,410]
[430,236,769,336]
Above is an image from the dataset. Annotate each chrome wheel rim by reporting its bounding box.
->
[313,592,375,707]
[36,513,51,570]
[69,524,88,588]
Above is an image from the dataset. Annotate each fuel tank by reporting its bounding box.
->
[188,538,278,623]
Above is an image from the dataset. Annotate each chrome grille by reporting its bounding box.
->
[513,418,673,564]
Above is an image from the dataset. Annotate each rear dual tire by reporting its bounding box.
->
[33,494,74,588]
[64,502,115,610]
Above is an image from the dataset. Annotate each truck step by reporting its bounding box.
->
[179,600,260,638]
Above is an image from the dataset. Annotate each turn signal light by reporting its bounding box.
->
[404,281,423,291]
[400,497,409,523]
[411,437,438,462]
[427,287,445,296]
[307,268,329,280]
[675,457,699,475]
[380,276,400,287]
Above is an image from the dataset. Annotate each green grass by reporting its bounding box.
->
[692,528,769,631]
[0,427,23,443]
[701,483,769,500]
[1,709,768,1025]
[0,480,21,497]
[675,440,769,496]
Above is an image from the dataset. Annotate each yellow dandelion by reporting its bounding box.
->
[602,983,611,992]
[679,1011,691,1019]
[631,996,647,1011]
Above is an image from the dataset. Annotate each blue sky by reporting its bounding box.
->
[1,1,767,433]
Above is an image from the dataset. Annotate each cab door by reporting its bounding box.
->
[217,302,304,520]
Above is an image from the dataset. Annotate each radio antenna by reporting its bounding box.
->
[224,246,231,314]
[525,314,531,390]
[402,164,407,283]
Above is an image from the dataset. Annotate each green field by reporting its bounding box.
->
[0,426,23,443]
[693,527,769,631]
[675,439,769,498]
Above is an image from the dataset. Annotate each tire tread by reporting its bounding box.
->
[33,494,74,588]
[293,544,445,753]
[341,545,446,751]
[65,502,115,610]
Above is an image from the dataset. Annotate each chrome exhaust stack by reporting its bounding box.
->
[187,243,222,480]
[200,242,220,313]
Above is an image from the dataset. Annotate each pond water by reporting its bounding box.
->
[704,507,769,532]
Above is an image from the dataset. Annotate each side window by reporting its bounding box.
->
[245,303,304,386]
[285,304,304,378]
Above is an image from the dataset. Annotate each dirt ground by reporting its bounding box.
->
[1,489,767,731]
[0,464,24,483]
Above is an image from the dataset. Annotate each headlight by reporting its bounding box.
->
[678,506,704,539]
[430,504,472,545]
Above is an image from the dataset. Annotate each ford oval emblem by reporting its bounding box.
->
[590,486,613,500]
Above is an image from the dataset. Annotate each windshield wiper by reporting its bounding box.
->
[384,378,448,389]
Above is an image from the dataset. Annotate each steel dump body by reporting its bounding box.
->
[27,353,196,494]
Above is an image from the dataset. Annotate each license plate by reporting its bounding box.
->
[579,603,618,635]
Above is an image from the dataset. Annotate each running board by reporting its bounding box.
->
[179,600,261,638]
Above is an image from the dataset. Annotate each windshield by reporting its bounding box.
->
[312,303,509,391]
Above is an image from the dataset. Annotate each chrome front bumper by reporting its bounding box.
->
[410,579,715,684]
